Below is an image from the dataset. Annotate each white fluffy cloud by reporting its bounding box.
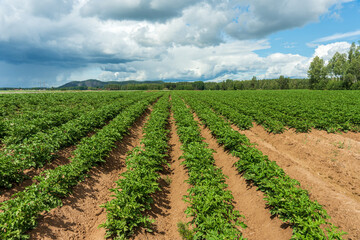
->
[313,42,351,62]
[0,0,354,87]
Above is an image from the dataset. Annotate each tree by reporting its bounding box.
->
[192,81,205,90]
[344,73,356,89]
[346,43,360,87]
[327,52,347,80]
[348,42,359,63]
[308,56,327,89]
[250,76,257,89]
[278,75,289,89]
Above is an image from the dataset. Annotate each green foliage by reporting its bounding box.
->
[181,93,347,239]
[0,94,148,188]
[278,75,290,89]
[172,95,246,240]
[100,95,171,239]
[308,56,327,89]
[311,41,360,89]
[0,95,159,239]
[183,90,360,134]
[177,222,195,240]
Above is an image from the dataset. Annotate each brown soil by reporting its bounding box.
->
[236,123,360,239]
[192,114,293,240]
[0,146,75,203]
[341,131,360,142]
[29,109,150,240]
[133,113,190,240]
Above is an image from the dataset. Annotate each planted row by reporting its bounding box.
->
[194,90,360,133]
[0,95,145,188]
[0,96,158,239]
[100,95,171,239]
[1,93,123,145]
[182,94,346,239]
[171,95,246,239]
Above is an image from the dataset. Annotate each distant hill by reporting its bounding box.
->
[58,79,165,88]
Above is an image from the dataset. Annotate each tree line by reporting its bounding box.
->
[74,77,307,91]
[308,42,360,90]
[43,41,360,91]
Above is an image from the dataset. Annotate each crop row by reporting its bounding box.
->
[181,94,346,239]
[195,95,253,130]
[187,91,360,133]
[0,92,129,141]
[100,95,171,239]
[171,95,246,239]
[0,95,158,239]
[0,92,125,119]
[0,94,147,188]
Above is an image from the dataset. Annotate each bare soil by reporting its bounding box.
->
[236,123,360,239]
[133,114,190,240]
[193,114,293,240]
[0,146,75,203]
[29,109,150,240]
[10,105,358,240]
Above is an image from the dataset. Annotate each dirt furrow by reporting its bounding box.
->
[240,124,360,201]
[0,146,75,203]
[133,113,190,240]
[192,114,293,240]
[29,109,150,240]
[236,124,360,239]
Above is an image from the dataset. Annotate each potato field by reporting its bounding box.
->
[0,90,359,240]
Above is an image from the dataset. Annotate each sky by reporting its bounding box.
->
[0,0,359,88]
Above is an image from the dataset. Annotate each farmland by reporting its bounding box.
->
[0,90,359,240]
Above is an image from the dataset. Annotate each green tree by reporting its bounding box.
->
[192,81,204,90]
[308,56,327,89]
[344,73,356,89]
[278,75,289,89]
[225,79,235,90]
[347,42,360,63]
[250,76,257,89]
[327,52,348,80]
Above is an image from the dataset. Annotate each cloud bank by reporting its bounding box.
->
[0,0,354,87]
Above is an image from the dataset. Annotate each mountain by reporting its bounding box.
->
[58,79,165,89]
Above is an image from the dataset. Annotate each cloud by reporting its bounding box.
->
[224,0,349,39]
[312,41,351,62]
[81,0,195,22]
[100,64,137,73]
[0,0,354,87]
[29,0,74,19]
[312,30,360,43]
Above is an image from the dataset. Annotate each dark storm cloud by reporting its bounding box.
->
[0,0,351,87]
[29,0,74,19]
[0,40,137,68]
[80,0,195,22]
[101,64,137,73]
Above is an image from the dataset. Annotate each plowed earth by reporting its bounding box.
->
[236,123,360,240]
[1,107,357,239]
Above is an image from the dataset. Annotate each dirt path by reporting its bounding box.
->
[133,113,190,240]
[0,146,75,203]
[237,124,360,239]
[192,114,293,240]
[29,109,150,240]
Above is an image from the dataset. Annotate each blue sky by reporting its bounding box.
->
[0,0,359,88]
[256,0,360,57]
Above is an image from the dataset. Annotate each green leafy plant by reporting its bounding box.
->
[0,95,159,239]
[181,93,346,240]
[177,222,194,240]
[100,95,171,239]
